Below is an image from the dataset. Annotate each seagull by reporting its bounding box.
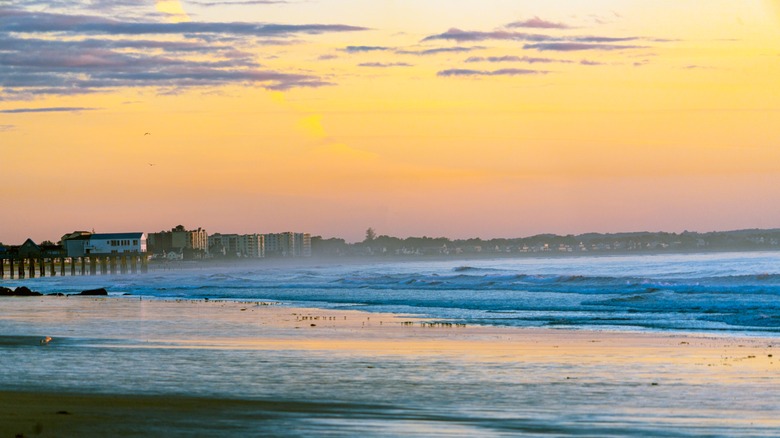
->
[148,163,156,167]
[144,132,151,136]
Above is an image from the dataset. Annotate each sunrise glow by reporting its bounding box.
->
[1,1,779,242]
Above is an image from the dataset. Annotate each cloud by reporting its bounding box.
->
[422,28,647,52]
[342,46,390,53]
[5,1,153,19]
[0,124,16,131]
[506,17,571,30]
[437,68,547,77]
[358,62,413,68]
[524,43,645,51]
[423,28,552,43]
[580,59,606,66]
[0,10,368,36]
[0,8,367,98]
[465,56,571,64]
[396,46,481,56]
[0,106,99,113]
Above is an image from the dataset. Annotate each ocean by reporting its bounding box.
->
[1,251,779,436]
[9,251,780,334]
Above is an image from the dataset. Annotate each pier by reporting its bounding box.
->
[0,253,148,280]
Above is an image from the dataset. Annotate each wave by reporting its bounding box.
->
[17,254,780,333]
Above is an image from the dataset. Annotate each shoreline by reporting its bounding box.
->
[1,293,779,339]
[1,297,779,436]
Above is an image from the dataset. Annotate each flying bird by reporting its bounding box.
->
[148,163,156,167]
[144,132,151,136]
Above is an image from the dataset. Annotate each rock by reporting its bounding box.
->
[16,286,42,296]
[47,293,66,297]
[0,286,43,297]
[78,288,108,296]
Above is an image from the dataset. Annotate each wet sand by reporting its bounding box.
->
[1,297,779,437]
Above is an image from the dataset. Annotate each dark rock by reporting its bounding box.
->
[47,293,66,297]
[78,288,108,296]
[0,286,43,297]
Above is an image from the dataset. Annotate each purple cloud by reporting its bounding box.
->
[506,17,571,30]
[524,43,645,51]
[0,10,367,36]
[0,106,99,113]
[437,68,547,77]
[422,28,553,43]
[343,46,391,53]
[466,56,571,64]
[0,8,368,98]
[358,62,413,68]
[396,47,481,56]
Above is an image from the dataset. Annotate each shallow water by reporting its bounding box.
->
[1,330,778,437]
[2,252,780,436]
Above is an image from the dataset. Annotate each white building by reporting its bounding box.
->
[63,232,146,257]
[238,234,265,258]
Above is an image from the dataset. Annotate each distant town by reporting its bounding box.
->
[321,227,780,257]
[1,226,780,264]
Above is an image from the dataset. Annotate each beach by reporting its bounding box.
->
[1,296,778,437]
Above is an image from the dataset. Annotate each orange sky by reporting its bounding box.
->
[1,1,780,243]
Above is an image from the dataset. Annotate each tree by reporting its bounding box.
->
[365,227,376,242]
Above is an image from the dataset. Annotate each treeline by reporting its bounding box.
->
[311,228,780,257]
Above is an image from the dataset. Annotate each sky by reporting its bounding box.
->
[1,0,780,243]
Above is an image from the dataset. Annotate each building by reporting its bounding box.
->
[294,233,312,257]
[264,232,294,257]
[208,233,240,258]
[238,234,265,258]
[147,226,208,259]
[264,232,311,257]
[62,232,146,257]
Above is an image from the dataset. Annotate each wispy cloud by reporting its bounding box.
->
[0,106,99,113]
[0,10,367,36]
[396,46,481,56]
[0,124,16,131]
[424,28,641,46]
[343,46,391,53]
[423,28,552,43]
[465,56,571,64]
[358,62,413,68]
[0,8,367,98]
[506,17,571,30]
[437,68,547,77]
[580,59,606,66]
[524,43,645,51]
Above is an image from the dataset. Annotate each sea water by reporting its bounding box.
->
[8,251,780,334]
[1,251,779,436]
